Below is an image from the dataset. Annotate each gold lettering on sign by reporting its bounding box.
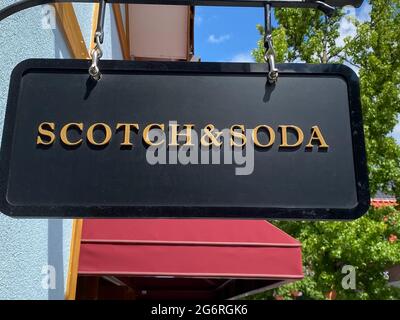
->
[305,126,329,150]
[35,122,329,151]
[143,123,165,146]
[252,125,275,148]
[37,122,56,145]
[60,123,83,146]
[200,124,223,147]
[169,124,195,146]
[279,125,304,148]
[230,124,247,147]
[116,123,139,146]
[87,123,112,146]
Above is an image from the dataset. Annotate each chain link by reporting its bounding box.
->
[264,4,278,84]
[89,33,103,81]
[264,33,278,83]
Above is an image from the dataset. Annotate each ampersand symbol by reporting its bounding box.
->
[200,124,223,147]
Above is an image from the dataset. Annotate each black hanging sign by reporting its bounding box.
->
[0,59,369,219]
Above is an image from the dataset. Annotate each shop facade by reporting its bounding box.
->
[0,1,125,299]
[0,2,304,300]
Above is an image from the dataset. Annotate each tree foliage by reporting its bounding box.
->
[348,1,400,197]
[251,1,400,299]
[249,207,400,300]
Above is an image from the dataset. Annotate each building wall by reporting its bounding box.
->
[73,3,124,60]
[0,1,123,300]
[104,4,125,60]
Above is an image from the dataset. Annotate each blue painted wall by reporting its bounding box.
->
[73,3,125,60]
[0,1,123,300]
[101,4,125,60]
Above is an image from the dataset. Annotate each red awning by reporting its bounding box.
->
[371,198,397,208]
[77,219,302,299]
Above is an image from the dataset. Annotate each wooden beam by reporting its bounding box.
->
[65,219,83,300]
[90,3,100,51]
[186,6,193,61]
[125,4,130,52]
[54,4,89,59]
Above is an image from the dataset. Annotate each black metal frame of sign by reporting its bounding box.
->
[0,59,369,219]
[0,1,364,24]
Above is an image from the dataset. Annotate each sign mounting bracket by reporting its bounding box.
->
[0,0,362,78]
[0,1,363,24]
[88,0,106,80]
[264,3,279,83]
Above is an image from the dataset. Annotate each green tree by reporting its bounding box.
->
[252,7,345,64]
[347,1,400,197]
[251,1,400,300]
[251,206,400,300]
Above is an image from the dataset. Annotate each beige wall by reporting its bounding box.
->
[128,5,191,61]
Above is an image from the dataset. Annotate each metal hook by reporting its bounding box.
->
[89,0,106,81]
[264,3,278,84]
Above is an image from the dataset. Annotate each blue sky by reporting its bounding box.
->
[194,6,266,62]
[193,2,400,144]
[194,3,371,62]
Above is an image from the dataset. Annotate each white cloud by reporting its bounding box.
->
[358,2,372,22]
[229,52,254,63]
[208,34,231,44]
[336,4,371,48]
[336,6,357,48]
[335,4,371,69]
[293,57,305,63]
[195,15,203,26]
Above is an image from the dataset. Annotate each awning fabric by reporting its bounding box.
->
[78,219,303,280]
[371,198,397,208]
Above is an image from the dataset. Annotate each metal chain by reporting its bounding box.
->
[264,3,278,84]
[264,33,278,83]
[89,0,106,81]
[89,32,103,81]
